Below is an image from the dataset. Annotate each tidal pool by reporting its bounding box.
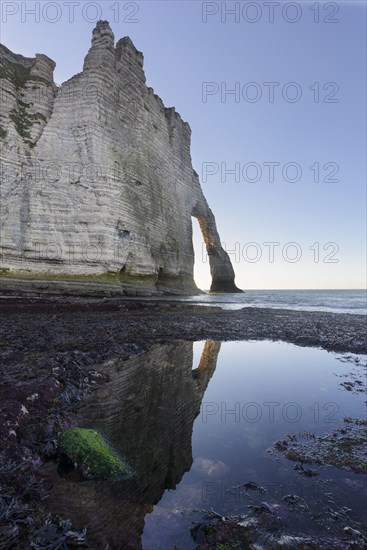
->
[45,340,367,549]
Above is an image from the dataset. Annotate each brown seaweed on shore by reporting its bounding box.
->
[0,352,111,549]
[271,418,367,474]
[192,501,367,549]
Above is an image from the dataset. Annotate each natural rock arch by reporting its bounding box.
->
[0,21,241,294]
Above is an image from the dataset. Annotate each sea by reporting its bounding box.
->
[176,289,367,315]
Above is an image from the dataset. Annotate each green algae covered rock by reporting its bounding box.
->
[59,428,129,480]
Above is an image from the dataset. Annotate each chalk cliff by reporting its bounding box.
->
[0,21,241,294]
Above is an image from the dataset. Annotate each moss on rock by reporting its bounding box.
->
[58,427,129,480]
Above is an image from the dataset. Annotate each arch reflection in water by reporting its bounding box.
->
[46,340,220,549]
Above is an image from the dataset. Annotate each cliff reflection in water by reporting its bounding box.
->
[46,340,220,549]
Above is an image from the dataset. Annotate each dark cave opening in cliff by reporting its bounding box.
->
[192,216,211,291]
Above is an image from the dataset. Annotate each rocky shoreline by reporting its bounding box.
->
[0,290,366,548]
[1,290,366,355]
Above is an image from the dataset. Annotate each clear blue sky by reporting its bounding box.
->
[1,1,366,289]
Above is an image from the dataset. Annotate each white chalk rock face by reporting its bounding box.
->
[0,21,241,294]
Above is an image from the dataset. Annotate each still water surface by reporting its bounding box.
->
[46,341,367,549]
